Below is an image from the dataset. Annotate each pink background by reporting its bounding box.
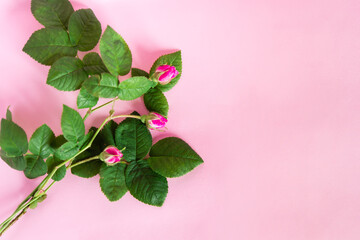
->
[0,0,360,239]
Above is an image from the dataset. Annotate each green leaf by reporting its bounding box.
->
[83,74,120,98]
[143,88,169,117]
[149,51,182,92]
[71,150,102,178]
[72,123,117,179]
[29,124,55,158]
[82,76,101,97]
[47,57,88,91]
[125,160,168,207]
[87,127,103,154]
[31,0,74,29]
[51,135,67,150]
[0,119,28,157]
[78,123,118,157]
[6,107,12,121]
[24,155,48,179]
[83,52,109,75]
[118,76,153,101]
[23,28,77,66]
[148,137,203,178]
[98,73,120,98]
[0,150,26,171]
[77,130,94,149]
[46,156,66,181]
[99,120,117,147]
[115,114,151,161]
[61,105,85,143]
[131,68,149,78]
[99,26,132,76]
[54,141,79,160]
[77,88,99,109]
[68,9,102,51]
[99,163,127,201]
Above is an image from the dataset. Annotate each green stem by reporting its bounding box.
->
[83,97,119,120]
[44,181,56,193]
[36,157,71,194]
[83,109,91,121]
[67,156,99,169]
[93,97,119,112]
[0,208,27,237]
[15,187,39,211]
[111,115,141,120]
[0,194,43,234]
[0,113,141,236]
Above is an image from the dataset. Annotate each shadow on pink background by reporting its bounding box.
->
[0,0,360,239]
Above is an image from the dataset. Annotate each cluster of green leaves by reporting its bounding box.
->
[0,108,203,207]
[0,0,202,208]
[23,0,182,116]
[0,105,88,181]
[71,112,203,206]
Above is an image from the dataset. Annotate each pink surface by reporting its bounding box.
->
[0,0,360,239]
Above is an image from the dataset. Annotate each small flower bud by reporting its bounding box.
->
[100,146,123,165]
[153,65,179,85]
[145,112,168,130]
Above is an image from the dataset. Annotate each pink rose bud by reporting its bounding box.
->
[154,65,179,85]
[146,112,168,130]
[100,146,123,165]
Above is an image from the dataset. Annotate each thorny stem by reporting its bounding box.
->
[0,112,141,236]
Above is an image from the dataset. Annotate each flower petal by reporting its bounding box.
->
[105,146,122,156]
[158,71,172,83]
[156,65,171,72]
[106,156,121,164]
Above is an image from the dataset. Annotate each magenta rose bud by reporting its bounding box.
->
[146,112,168,130]
[100,146,123,165]
[154,65,179,85]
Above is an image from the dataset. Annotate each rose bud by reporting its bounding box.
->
[146,112,168,130]
[154,65,179,85]
[99,146,123,165]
